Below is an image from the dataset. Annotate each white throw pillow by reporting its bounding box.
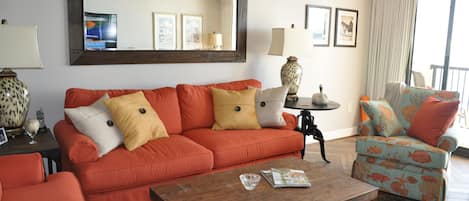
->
[253,86,289,127]
[65,94,123,157]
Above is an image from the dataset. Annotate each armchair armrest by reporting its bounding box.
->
[358,120,377,136]
[280,112,298,130]
[0,153,44,189]
[54,120,99,165]
[438,127,467,152]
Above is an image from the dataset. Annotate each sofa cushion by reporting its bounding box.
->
[356,136,449,169]
[74,135,213,194]
[176,79,262,131]
[183,128,303,169]
[104,91,169,151]
[64,87,182,134]
[211,88,261,130]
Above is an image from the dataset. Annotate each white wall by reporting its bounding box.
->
[0,0,371,140]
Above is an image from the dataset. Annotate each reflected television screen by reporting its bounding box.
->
[84,12,117,50]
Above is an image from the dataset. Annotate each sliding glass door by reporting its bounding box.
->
[411,0,469,148]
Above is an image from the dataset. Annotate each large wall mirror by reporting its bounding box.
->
[68,0,247,65]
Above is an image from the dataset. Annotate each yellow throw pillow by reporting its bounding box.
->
[104,91,168,151]
[211,88,261,130]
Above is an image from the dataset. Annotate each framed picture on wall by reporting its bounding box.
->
[305,5,332,47]
[153,12,177,50]
[182,14,203,50]
[334,8,358,47]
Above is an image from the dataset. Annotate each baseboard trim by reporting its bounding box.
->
[305,127,358,144]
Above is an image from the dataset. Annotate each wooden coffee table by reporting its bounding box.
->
[150,157,378,201]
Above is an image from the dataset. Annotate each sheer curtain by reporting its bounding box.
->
[365,0,418,99]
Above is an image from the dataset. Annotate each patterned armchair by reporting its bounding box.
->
[352,83,466,201]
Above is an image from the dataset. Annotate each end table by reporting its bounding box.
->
[284,97,340,163]
[0,128,61,174]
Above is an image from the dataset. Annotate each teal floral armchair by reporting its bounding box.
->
[352,83,466,201]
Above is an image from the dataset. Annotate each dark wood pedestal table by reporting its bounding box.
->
[284,98,340,163]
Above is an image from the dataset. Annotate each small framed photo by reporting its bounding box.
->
[182,14,203,50]
[334,8,359,47]
[0,128,8,146]
[153,12,177,50]
[305,5,332,47]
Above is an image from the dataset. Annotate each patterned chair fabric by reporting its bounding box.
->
[356,136,449,169]
[354,83,462,201]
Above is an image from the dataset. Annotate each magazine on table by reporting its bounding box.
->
[260,168,311,188]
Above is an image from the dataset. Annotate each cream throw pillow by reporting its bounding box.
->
[65,94,123,157]
[253,86,288,127]
[104,91,169,151]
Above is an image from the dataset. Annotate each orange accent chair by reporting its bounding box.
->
[0,153,85,201]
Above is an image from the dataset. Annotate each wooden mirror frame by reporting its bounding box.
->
[68,0,247,65]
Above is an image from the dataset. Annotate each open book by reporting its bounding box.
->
[260,168,311,188]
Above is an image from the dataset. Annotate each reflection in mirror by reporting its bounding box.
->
[83,0,237,51]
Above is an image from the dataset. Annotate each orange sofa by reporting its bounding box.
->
[54,79,304,201]
[0,153,85,201]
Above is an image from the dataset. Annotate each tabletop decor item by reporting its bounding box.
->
[24,119,40,144]
[0,19,43,136]
[208,32,223,50]
[239,173,261,190]
[0,128,8,146]
[268,24,314,102]
[311,84,329,105]
[36,108,46,129]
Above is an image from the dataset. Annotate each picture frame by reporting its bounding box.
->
[305,5,332,47]
[334,8,358,47]
[182,14,203,50]
[0,127,8,146]
[153,12,177,50]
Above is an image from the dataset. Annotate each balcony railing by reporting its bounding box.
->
[431,64,469,127]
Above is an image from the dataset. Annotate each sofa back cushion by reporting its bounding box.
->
[177,79,262,131]
[385,85,459,129]
[64,87,182,134]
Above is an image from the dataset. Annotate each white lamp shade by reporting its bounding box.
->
[209,33,223,49]
[0,25,43,69]
[268,27,314,58]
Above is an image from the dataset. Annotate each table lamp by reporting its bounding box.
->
[208,32,223,50]
[0,19,43,136]
[268,25,314,101]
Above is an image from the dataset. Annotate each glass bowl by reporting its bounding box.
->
[239,173,261,190]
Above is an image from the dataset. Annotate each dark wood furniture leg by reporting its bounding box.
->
[41,149,61,173]
[297,110,330,163]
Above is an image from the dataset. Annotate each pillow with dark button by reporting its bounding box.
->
[65,94,123,157]
[252,86,288,127]
[211,88,261,130]
[104,91,169,151]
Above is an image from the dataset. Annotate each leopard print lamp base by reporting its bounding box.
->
[0,69,30,135]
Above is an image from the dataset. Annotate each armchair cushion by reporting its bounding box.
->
[54,120,99,164]
[438,128,466,152]
[408,96,459,146]
[2,172,85,201]
[356,136,449,169]
[0,153,44,189]
[360,100,405,137]
[359,120,377,136]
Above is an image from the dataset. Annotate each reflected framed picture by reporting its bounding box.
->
[153,12,177,50]
[305,5,331,47]
[182,14,203,50]
[334,8,358,47]
[0,127,7,146]
[84,12,117,50]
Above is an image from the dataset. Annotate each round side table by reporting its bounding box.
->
[284,97,340,163]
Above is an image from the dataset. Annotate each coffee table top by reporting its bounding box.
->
[150,157,378,201]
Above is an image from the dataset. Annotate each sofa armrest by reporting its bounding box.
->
[280,112,298,130]
[54,120,99,165]
[0,153,44,189]
[358,120,377,136]
[437,127,467,152]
